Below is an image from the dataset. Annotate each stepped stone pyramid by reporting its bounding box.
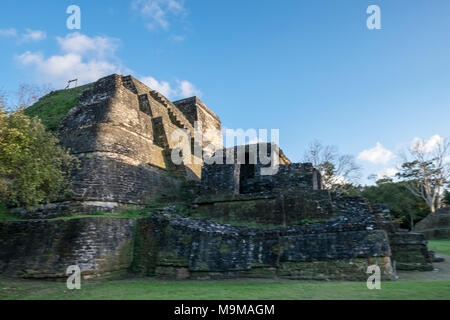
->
[32,74,223,217]
[0,74,436,281]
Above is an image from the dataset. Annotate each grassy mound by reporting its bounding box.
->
[24,84,92,132]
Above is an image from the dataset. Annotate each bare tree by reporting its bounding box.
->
[0,89,8,108]
[397,137,450,213]
[303,140,361,193]
[14,83,52,110]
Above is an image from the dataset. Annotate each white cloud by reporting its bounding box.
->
[170,34,185,42]
[57,32,118,56]
[410,134,443,153]
[132,0,186,30]
[140,77,201,99]
[141,76,174,97]
[357,142,395,164]
[377,167,398,180]
[0,28,17,37]
[177,80,201,97]
[16,32,123,87]
[333,175,348,185]
[15,31,201,97]
[17,51,119,86]
[20,29,46,42]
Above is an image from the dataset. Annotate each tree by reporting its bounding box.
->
[355,178,429,230]
[15,83,52,110]
[0,106,78,207]
[443,190,450,207]
[397,137,450,213]
[0,89,7,108]
[1,83,52,112]
[303,140,361,193]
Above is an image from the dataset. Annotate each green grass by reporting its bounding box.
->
[0,207,155,222]
[24,84,93,132]
[0,238,448,301]
[0,277,448,300]
[428,240,450,256]
[48,209,153,221]
[0,204,20,221]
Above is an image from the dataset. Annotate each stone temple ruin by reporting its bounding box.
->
[415,207,450,240]
[0,74,437,280]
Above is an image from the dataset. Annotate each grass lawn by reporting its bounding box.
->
[0,277,449,300]
[428,240,450,256]
[1,242,448,300]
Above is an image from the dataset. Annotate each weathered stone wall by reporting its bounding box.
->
[388,232,433,271]
[0,218,136,279]
[194,190,377,227]
[11,201,130,219]
[372,207,434,271]
[332,195,373,216]
[414,207,450,239]
[172,96,223,156]
[194,190,333,226]
[133,215,393,281]
[201,161,322,197]
[70,154,179,205]
[239,163,322,194]
[0,214,394,281]
[54,75,182,213]
[23,73,225,217]
[3,72,434,280]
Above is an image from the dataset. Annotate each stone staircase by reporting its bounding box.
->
[121,75,138,94]
[149,90,193,133]
[120,76,197,165]
[138,94,153,116]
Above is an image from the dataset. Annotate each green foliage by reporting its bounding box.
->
[0,108,78,207]
[51,209,153,220]
[90,211,106,216]
[397,156,449,212]
[0,202,20,221]
[352,179,429,229]
[23,84,91,132]
[443,190,450,206]
[397,160,446,190]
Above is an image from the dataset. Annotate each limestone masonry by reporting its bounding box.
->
[0,74,437,280]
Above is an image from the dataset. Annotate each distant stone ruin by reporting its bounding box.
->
[415,207,450,239]
[0,74,436,281]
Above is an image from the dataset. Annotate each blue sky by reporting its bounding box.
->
[1,0,449,184]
